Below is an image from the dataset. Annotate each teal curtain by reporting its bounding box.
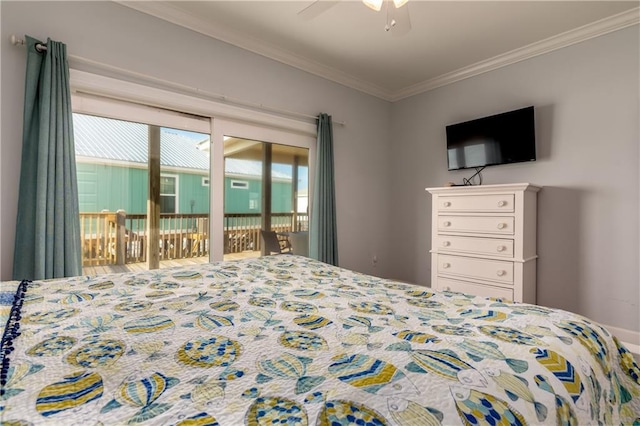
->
[13,36,82,280]
[309,113,338,265]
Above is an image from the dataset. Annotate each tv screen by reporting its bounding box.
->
[446,106,536,171]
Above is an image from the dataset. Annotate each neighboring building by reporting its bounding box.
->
[73,113,296,215]
[224,156,296,214]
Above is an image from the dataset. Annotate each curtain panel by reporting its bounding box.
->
[309,113,338,265]
[13,36,82,280]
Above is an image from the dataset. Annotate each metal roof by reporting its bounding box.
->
[225,158,290,181]
[74,113,210,170]
[73,113,290,180]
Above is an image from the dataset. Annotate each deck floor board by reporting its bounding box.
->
[82,251,260,276]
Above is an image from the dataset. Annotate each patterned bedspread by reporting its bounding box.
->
[1,255,639,425]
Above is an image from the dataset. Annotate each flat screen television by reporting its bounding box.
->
[446,106,536,171]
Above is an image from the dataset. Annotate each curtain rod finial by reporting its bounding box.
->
[10,35,25,46]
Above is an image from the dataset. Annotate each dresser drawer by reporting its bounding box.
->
[436,235,514,258]
[437,254,514,284]
[437,277,513,301]
[438,215,514,235]
[438,194,514,213]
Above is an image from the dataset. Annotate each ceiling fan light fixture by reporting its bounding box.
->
[393,0,408,8]
[363,0,383,12]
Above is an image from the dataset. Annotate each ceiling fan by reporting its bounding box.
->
[298,0,412,35]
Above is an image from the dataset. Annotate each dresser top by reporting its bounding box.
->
[425,183,541,194]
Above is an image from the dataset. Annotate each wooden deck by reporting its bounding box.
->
[82,251,260,276]
[80,211,308,269]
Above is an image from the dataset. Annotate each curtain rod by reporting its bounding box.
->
[10,35,345,127]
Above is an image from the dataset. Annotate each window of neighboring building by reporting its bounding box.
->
[231,180,249,189]
[160,174,178,213]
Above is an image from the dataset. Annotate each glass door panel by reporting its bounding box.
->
[223,137,308,260]
[73,113,210,274]
[271,144,309,257]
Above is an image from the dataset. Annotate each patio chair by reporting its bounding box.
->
[260,230,291,255]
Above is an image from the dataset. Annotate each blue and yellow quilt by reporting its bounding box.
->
[1,255,639,425]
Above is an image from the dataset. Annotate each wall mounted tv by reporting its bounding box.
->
[446,106,536,171]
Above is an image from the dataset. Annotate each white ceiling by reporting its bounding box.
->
[120,1,639,101]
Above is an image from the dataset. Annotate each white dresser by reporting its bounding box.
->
[426,183,540,303]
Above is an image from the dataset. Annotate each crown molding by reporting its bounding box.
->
[391,7,640,101]
[114,1,395,101]
[116,2,638,103]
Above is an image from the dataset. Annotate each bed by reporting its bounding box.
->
[1,255,639,425]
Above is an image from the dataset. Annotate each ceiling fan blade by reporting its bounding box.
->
[297,0,340,20]
[390,2,411,36]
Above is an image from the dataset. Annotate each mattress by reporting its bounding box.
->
[1,255,639,425]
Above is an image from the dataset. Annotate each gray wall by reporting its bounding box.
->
[0,1,392,279]
[389,26,639,333]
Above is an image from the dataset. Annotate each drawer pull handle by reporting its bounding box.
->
[496,270,507,277]
[497,245,506,252]
[443,221,451,227]
[443,201,451,207]
[442,241,451,247]
[498,200,507,207]
[497,223,507,230]
[442,263,451,269]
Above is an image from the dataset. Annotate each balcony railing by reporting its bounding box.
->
[79,211,308,267]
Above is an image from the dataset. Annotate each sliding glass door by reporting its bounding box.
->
[72,94,316,268]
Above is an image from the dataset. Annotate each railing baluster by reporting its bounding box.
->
[178,215,184,259]
[88,215,94,265]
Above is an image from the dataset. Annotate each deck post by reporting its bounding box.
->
[292,155,299,231]
[148,125,161,270]
[116,210,126,265]
[261,144,272,256]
